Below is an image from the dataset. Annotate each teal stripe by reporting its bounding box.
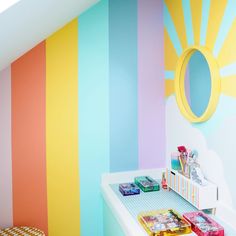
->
[182,0,194,45]
[200,0,211,45]
[109,0,138,172]
[220,62,236,77]
[78,1,109,236]
[213,0,236,57]
[164,2,183,56]
[165,70,175,80]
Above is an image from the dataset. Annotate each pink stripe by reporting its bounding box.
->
[138,0,165,169]
[0,66,13,228]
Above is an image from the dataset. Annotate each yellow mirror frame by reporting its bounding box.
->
[174,46,221,123]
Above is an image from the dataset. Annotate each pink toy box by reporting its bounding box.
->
[183,212,224,236]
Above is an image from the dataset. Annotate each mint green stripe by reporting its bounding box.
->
[182,0,194,45]
[78,1,109,236]
[200,0,211,45]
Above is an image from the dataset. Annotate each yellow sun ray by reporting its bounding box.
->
[205,0,227,51]
[221,76,236,98]
[217,18,236,68]
[165,80,175,97]
[190,0,202,45]
[164,29,179,71]
[165,0,188,50]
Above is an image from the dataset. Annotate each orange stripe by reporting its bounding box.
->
[12,42,48,233]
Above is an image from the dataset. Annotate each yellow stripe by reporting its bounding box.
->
[205,0,227,51]
[217,19,236,67]
[165,0,187,50]
[46,19,80,235]
[164,29,179,71]
[165,80,175,97]
[190,0,202,45]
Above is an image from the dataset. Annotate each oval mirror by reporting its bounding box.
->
[175,47,221,123]
[184,51,211,117]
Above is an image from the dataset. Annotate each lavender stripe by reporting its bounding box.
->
[0,66,13,228]
[138,0,165,169]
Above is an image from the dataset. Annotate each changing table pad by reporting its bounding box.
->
[110,181,236,236]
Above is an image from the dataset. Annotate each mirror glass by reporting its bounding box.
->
[184,51,211,117]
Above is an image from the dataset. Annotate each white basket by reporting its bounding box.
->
[166,168,218,210]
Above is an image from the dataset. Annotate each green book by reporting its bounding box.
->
[134,176,160,192]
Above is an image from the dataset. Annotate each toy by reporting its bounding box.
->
[188,150,208,186]
[172,146,208,186]
[134,176,160,192]
[119,183,140,196]
[183,212,224,236]
[161,172,168,189]
[138,209,192,236]
[178,146,189,177]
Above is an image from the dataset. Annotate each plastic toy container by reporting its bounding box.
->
[138,209,192,236]
[183,212,224,236]
[119,183,140,196]
[134,176,160,192]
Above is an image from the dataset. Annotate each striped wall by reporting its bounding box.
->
[0,1,164,236]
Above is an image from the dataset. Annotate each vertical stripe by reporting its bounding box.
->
[0,67,12,228]
[213,0,236,57]
[182,0,194,45]
[46,20,80,235]
[138,0,165,169]
[164,2,183,56]
[78,1,109,236]
[109,0,138,172]
[200,0,211,45]
[11,42,48,233]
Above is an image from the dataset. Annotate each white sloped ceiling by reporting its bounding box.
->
[0,0,98,70]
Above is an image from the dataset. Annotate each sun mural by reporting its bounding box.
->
[164,0,236,99]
